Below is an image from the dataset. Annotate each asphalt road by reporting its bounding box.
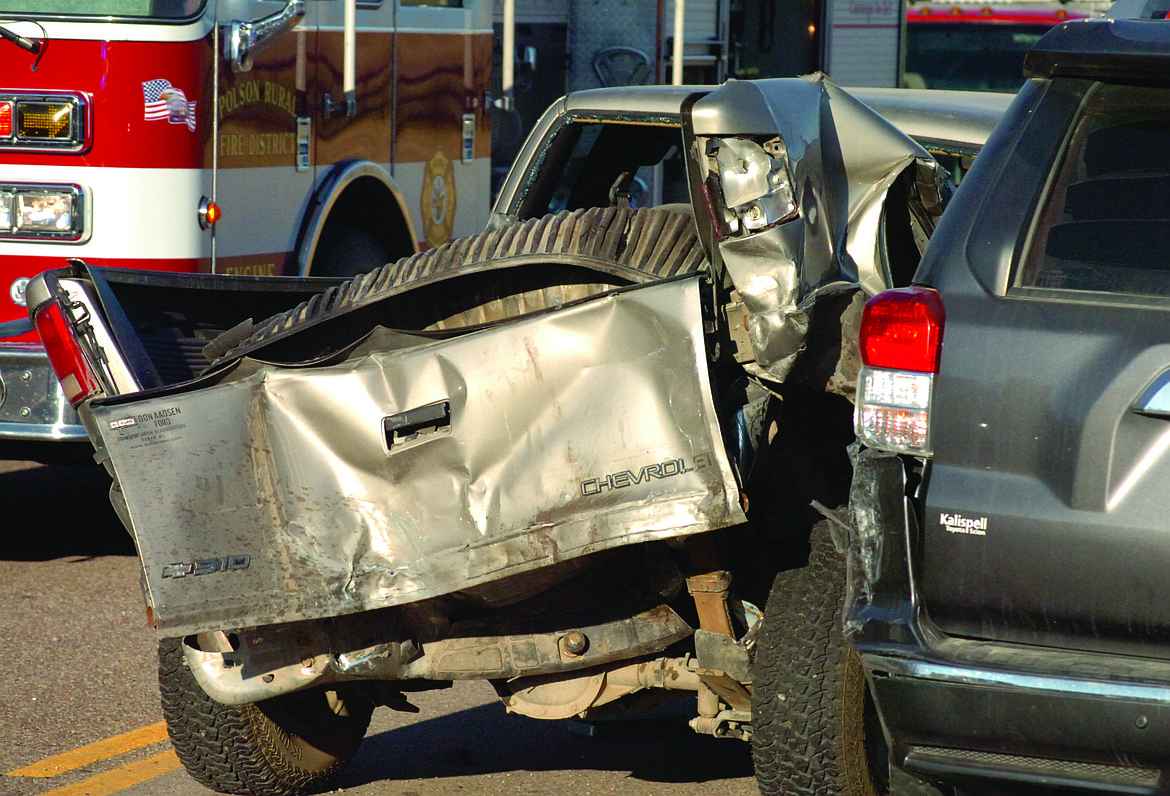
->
[0,459,761,796]
[0,459,941,796]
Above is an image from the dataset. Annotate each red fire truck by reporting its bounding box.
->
[904,0,1106,91]
[0,0,492,458]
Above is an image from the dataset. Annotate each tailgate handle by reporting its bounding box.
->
[383,401,451,450]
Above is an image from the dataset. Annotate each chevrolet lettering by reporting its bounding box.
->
[580,457,692,495]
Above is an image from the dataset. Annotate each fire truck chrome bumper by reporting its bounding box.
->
[0,348,85,441]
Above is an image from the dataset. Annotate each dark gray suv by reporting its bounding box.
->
[848,4,1170,795]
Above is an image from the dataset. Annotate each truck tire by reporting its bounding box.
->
[158,639,373,796]
[217,206,705,363]
[751,522,888,796]
[311,225,391,278]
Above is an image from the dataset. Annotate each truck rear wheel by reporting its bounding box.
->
[158,639,373,796]
[751,522,888,796]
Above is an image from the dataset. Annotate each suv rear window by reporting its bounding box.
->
[1019,83,1170,297]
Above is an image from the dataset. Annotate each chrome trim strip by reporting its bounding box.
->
[864,653,1170,704]
[0,420,86,441]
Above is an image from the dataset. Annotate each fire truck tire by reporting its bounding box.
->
[158,639,372,796]
[751,522,889,796]
[312,225,392,278]
[218,206,705,362]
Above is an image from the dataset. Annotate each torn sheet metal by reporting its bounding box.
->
[686,74,942,382]
[90,277,746,638]
[844,444,916,639]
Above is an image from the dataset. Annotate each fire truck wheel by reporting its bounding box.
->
[751,521,889,796]
[158,639,373,796]
[312,225,391,278]
[215,206,706,363]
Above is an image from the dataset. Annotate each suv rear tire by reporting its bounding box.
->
[751,521,889,796]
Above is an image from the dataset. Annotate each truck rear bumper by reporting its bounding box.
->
[0,346,85,442]
[847,447,1170,795]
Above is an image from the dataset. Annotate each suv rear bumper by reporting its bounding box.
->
[848,447,1170,795]
[0,346,85,442]
[864,647,1170,794]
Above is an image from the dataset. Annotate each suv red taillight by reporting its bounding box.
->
[856,286,945,455]
[34,300,101,405]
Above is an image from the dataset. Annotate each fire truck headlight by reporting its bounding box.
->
[17,192,75,233]
[0,191,12,230]
[0,184,86,242]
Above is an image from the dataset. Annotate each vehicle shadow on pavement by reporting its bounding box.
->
[0,462,134,561]
[343,701,754,788]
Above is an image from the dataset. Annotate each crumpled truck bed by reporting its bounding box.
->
[92,276,746,638]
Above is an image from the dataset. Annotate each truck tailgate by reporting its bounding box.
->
[91,276,745,637]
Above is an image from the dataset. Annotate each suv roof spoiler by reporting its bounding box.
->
[1025,13,1170,80]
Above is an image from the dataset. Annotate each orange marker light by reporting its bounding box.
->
[198,196,221,229]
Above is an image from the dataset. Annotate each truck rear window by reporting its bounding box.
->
[517,119,690,219]
[1019,83,1170,297]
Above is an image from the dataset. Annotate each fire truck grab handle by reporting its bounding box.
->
[223,0,306,74]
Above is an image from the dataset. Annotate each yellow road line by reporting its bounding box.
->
[36,751,182,796]
[6,722,170,778]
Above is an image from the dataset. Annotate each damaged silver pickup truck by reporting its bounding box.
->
[23,77,1008,796]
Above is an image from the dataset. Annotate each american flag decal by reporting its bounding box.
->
[143,78,197,131]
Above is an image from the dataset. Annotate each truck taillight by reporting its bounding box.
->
[855,286,945,455]
[34,300,101,405]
